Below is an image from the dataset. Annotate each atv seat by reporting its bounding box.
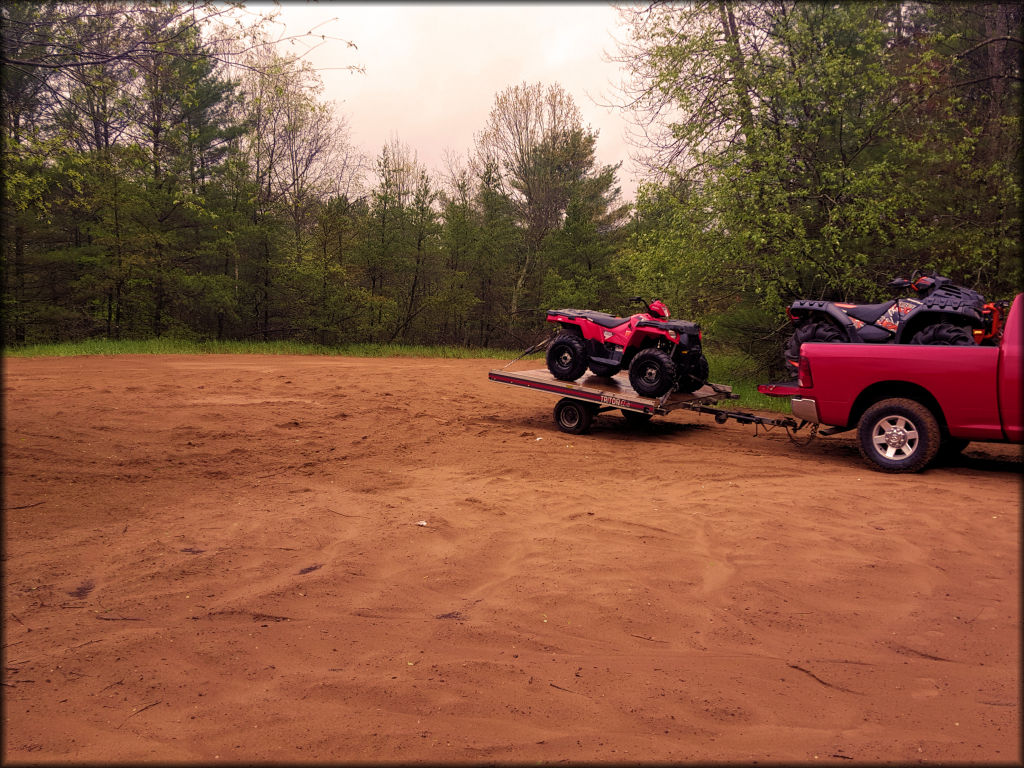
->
[548,309,626,329]
[843,301,895,323]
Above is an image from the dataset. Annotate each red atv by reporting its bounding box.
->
[545,298,709,397]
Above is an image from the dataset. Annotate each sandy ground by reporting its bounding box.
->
[2,354,1021,764]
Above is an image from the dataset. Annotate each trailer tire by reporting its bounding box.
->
[629,348,677,397]
[857,398,940,473]
[554,398,595,434]
[546,334,588,381]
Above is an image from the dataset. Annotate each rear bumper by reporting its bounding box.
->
[790,397,820,423]
[758,381,801,397]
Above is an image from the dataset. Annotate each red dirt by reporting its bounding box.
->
[3,354,1020,763]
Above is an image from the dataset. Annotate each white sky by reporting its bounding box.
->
[253,1,641,199]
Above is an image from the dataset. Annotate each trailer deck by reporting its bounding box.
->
[488,367,805,435]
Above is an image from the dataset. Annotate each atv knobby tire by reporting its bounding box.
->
[784,321,846,370]
[629,348,677,398]
[910,323,975,346]
[546,333,588,381]
[676,353,710,394]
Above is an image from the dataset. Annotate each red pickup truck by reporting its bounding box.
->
[759,293,1023,472]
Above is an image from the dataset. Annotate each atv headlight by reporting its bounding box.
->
[667,330,678,340]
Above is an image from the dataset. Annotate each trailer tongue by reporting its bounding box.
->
[488,367,805,436]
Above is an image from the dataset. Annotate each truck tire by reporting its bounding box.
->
[784,321,845,371]
[857,398,941,473]
[676,353,710,394]
[553,398,595,434]
[629,348,677,398]
[910,323,975,346]
[546,333,588,381]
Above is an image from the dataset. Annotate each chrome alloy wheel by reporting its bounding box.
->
[869,414,919,461]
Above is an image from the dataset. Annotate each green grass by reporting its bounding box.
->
[705,349,792,413]
[3,339,792,413]
[3,338,524,360]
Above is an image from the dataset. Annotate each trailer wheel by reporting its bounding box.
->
[553,398,595,434]
[546,334,588,381]
[857,398,940,473]
[629,348,677,397]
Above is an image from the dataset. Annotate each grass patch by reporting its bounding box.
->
[706,349,791,413]
[3,338,525,360]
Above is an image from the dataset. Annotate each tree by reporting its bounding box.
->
[474,82,628,338]
[613,0,1021,371]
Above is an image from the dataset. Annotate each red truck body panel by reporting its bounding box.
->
[996,293,1023,441]
[803,344,1003,438]
[759,293,1023,444]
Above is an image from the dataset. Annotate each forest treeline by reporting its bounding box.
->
[3,2,1021,370]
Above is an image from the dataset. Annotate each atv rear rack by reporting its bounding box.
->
[488,367,804,435]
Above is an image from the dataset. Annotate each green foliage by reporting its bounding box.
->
[618,1,1021,374]
[5,1,1017,381]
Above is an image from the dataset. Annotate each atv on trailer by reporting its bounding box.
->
[545,298,709,398]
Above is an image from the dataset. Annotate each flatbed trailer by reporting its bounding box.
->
[488,367,805,435]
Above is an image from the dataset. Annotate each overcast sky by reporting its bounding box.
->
[252,2,641,199]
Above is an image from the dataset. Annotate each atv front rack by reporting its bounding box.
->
[488,367,806,436]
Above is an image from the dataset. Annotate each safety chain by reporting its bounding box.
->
[785,421,819,446]
[499,334,553,370]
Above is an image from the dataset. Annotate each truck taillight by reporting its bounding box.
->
[798,356,813,388]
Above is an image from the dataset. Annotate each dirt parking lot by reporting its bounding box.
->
[3,354,1020,763]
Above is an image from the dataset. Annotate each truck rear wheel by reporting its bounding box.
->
[857,398,940,473]
[546,333,588,381]
[553,398,595,434]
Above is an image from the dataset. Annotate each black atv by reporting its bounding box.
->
[784,271,994,373]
